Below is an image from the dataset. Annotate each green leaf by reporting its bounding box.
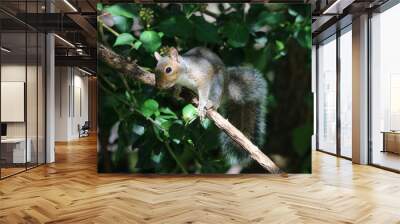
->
[192,16,220,44]
[113,33,135,47]
[140,99,159,118]
[113,16,132,33]
[273,51,286,60]
[222,22,249,48]
[160,107,178,119]
[157,15,193,39]
[275,40,285,51]
[139,31,162,53]
[133,41,142,50]
[295,15,305,23]
[183,4,200,17]
[97,3,103,11]
[182,104,198,124]
[104,4,137,18]
[161,121,173,131]
[152,151,162,163]
[253,11,285,31]
[128,150,139,172]
[124,90,132,101]
[160,107,175,115]
[288,8,298,17]
[152,125,163,142]
[296,28,312,49]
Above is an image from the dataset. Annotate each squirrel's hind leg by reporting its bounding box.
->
[209,71,224,110]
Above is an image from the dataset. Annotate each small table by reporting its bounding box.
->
[1,138,31,163]
[381,131,400,154]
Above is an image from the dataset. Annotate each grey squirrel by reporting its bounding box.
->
[154,47,267,174]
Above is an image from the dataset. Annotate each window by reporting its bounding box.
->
[370,3,400,171]
[339,27,352,158]
[317,35,337,154]
[0,1,47,179]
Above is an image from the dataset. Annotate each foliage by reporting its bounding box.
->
[97,3,312,173]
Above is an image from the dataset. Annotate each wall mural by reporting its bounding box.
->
[97,3,312,174]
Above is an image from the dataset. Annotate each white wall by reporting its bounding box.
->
[55,67,89,141]
[1,65,37,137]
[55,66,69,141]
[1,65,26,138]
[72,72,89,138]
[1,63,46,164]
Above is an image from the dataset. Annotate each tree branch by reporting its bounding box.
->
[98,44,283,174]
[206,109,282,174]
[98,44,155,86]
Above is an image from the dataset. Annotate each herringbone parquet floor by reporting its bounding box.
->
[1,135,400,224]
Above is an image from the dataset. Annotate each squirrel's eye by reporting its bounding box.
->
[165,67,172,74]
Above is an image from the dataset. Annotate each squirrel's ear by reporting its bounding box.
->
[154,52,161,61]
[169,47,179,62]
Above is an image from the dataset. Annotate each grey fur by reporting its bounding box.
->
[155,47,267,169]
[219,67,267,167]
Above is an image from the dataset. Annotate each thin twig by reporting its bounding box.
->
[99,17,137,49]
[164,141,188,174]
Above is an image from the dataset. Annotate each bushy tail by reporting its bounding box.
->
[219,67,267,167]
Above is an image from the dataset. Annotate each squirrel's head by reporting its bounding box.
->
[154,47,182,89]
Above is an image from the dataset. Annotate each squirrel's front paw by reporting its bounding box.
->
[197,106,207,121]
[205,100,214,109]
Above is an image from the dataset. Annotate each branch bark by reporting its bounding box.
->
[98,44,155,86]
[98,44,283,174]
[206,110,282,174]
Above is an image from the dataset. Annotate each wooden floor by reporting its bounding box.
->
[1,136,400,223]
[1,163,44,178]
[1,167,26,178]
[372,150,400,171]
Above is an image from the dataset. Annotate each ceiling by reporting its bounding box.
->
[0,0,98,74]
[311,0,390,42]
[2,0,392,73]
[0,32,45,64]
